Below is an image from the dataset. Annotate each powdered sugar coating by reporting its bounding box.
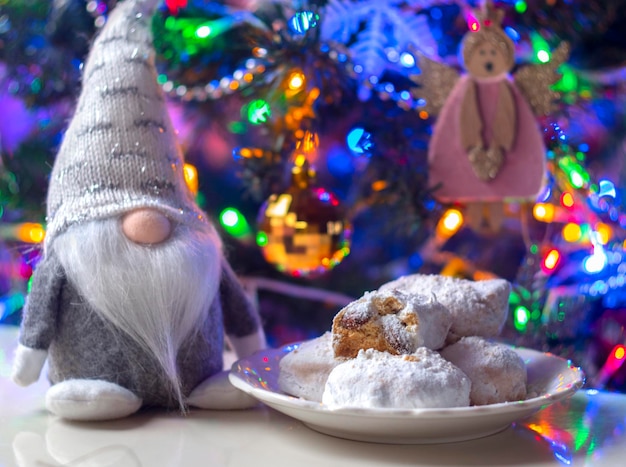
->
[404,292,452,350]
[322,348,471,409]
[278,333,344,402]
[332,289,451,358]
[380,274,510,343]
[440,336,527,405]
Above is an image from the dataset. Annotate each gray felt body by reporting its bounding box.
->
[19,251,261,408]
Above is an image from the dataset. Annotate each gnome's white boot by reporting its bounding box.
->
[46,380,142,421]
[187,371,258,410]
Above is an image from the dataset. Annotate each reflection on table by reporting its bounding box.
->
[1,325,625,467]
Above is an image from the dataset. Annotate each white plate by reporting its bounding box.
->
[229,343,584,444]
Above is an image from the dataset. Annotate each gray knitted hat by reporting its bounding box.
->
[45,0,207,248]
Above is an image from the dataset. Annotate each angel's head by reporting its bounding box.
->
[461,3,515,79]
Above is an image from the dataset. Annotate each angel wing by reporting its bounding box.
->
[409,49,460,117]
[514,42,570,116]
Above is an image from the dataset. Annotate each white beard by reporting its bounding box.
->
[53,217,222,409]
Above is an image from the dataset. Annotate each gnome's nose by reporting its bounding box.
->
[121,208,172,245]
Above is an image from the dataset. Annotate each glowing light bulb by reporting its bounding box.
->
[514,305,530,331]
[183,163,198,194]
[583,251,607,274]
[562,223,582,243]
[467,14,480,31]
[542,249,560,273]
[598,179,616,198]
[570,171,584,188]
[247,99,271,124]
[533,203,555,222]
[195,25,211,38]
[371,180,387,191]
[596,344,626,387]
[219,207,251,238]
[443,210,462,231]
[537,50,550,63]
[256,231,268,247]
[561,192,574,208]
[437,209,463,238]
[16,223,45,244]
[530,32,551,65]
[221,209,239,227]
[287,71,306,91]
[346,127,372,155]
[583,232,608,274]
[605,344,626,372]
[594,223,612,245]
[400,52,415,68]
[293,154,307,168]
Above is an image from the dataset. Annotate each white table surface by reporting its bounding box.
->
[1,325,625,467]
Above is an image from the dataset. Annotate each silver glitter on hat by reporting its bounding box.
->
[45,0,207,248]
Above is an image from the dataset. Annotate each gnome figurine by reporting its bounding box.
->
[11,0,266,421]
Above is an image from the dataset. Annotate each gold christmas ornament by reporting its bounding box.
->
[256,141,351,277]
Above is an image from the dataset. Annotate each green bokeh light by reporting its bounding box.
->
[530,32,550,64]
[514,305,530,331]
[196,25,211,38]
[256,231,268,247]
[247,99,271,125]
[219,208,251,238]
[553,64,578,93]
[559,156,590,189]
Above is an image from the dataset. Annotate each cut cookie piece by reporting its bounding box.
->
[380,274,510,343]
[332,289,451,358]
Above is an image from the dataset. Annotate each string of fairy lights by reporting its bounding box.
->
[2,1,625,284]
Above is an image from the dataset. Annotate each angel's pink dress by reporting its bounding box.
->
[428,74,546,203]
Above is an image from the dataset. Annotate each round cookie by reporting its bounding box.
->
[322,347,471,409]
[278,333,344,402]
[440,336,527,405]
[379,274,510,343]
[331,289,451,358]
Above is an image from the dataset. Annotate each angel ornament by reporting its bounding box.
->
[413,0,568,232]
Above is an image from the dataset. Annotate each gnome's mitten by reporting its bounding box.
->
[11,345,47,386]
[12,250,63,386]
